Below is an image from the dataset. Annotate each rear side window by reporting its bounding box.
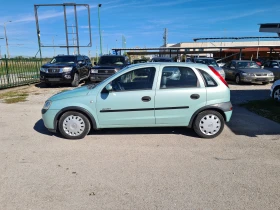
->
[197,69,217,87]
[160,66,198,89]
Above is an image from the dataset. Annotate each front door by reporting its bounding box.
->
[155,66,206,126]
[96,66,157,126]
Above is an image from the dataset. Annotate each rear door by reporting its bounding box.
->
[154,65,206,126]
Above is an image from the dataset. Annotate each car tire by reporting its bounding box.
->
[58,111,91,140]
[235,74,242,85]
[272,86,280,100]
[71,73,80,87]
[193,110,225,139]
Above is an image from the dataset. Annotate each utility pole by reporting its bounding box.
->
[3,21,12,59]
[52,36,56,56]
[98,4,102,55]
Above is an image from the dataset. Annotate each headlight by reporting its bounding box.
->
[62,67,72,72]
[43,100,52,110]
[91,69,98,73]
[268,73,274,76]
[40,68,47,72]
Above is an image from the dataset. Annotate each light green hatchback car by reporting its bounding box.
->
[42,63,233,139]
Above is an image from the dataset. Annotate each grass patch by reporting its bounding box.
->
[241,99,280,123]
[4,96,27,104]
[0,91,29,103]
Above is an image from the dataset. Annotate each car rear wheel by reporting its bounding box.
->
[272,87,280,100]
[71,73,80,87]
[193,110,225,139]
[235,74,241,85]
[58,111,91,139]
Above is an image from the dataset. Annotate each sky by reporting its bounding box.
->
[0,0,279,58]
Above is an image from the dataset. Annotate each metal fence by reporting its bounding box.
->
[0,56,41,89]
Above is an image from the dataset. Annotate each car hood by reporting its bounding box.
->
[42,63,76,68]
[239,68,272,74]
[210,66,224,72]
[49,86,90,101]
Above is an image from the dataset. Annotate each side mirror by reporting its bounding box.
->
[78,61,85,65]
[261,66,264,69]
[230,66,235,69]
[105,84,113,91]
[94,62,97,65]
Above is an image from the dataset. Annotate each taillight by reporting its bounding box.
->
[208,66,229,88]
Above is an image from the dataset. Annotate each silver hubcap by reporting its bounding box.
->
[199,114,221,136]
[236,76,240,84]
[274,89,280,100]
[63,115,85,136]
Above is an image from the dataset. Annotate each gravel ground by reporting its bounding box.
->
[0,82,279,210]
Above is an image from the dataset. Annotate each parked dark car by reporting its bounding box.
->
[150,57,173,62]
[133,59,147,64]
[192,57,225,79]
[40,55,92,87]
[223,60,274,85]
[90,55,130,82]
[262,60,280,80]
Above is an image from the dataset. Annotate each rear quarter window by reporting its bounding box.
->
[197,69,218,87]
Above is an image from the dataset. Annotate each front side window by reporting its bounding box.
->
[111,67,156,91]
[160,66,198,89]
[271,61,279,67]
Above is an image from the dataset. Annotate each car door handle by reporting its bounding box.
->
[142,96,151,102]
[190,94,200,99]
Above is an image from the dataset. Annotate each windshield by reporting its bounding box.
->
[237,61,260,69]
[50,56,76,64]
[99,56,125,65]
[195,59,219,67]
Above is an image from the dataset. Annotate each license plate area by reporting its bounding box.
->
[48,78,60,82]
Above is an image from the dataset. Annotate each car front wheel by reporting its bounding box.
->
[193,110,225,138]
[71,73,80,87]
[235,74,242,85]
[272,87,280,100]
[58,111,91,139]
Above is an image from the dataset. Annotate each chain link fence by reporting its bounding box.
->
[0,56,42,89]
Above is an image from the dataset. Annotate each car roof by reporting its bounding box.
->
[131,62,210,70]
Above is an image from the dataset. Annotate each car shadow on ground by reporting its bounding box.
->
[230,89,270,105]
[33,119,59,137]
[33,118,199,138]
[89,127,198,137]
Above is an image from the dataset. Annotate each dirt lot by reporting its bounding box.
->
[0,82,279,210]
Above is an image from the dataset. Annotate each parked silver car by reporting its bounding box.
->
[193,58,225,79]
[270,79,280,100]
[223,60,274,85]
[263,60,280,80]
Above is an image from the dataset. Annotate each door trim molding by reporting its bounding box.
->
[100,106,189,113]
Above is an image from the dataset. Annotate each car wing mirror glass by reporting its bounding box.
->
[105,84,113,91]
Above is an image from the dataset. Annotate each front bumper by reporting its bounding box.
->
[42,109,59,131]
[40,72,73,83]
[241,75,274,83]
[90,73,114,82]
